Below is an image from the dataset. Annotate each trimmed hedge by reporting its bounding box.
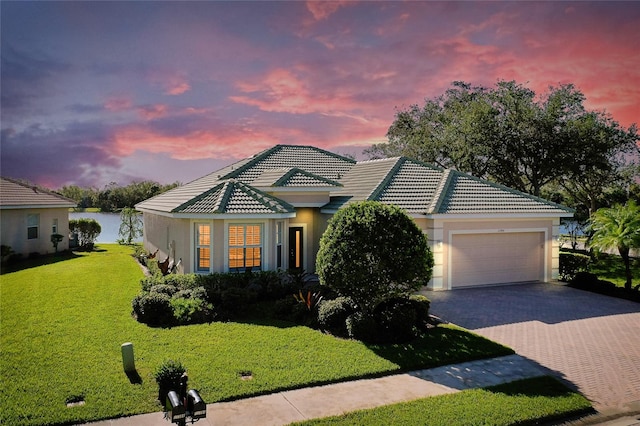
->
[569,272,640,302]
[559,251,591,282]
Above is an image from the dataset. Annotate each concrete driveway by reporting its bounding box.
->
[427,282,640,416]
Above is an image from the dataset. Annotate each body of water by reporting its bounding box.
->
[69,212,143,244]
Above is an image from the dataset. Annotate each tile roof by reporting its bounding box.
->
[216,145,356,183]
[252,168,342,188]
[435,172,572,214]
[174,180,294,215]
[0,177,76,209]
[137,144,572,217]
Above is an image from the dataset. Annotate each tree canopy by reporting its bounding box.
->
[58,180,180,212]
[366,80,639,218]
[587,201,640,290]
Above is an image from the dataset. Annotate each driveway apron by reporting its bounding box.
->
[427,283,640,415]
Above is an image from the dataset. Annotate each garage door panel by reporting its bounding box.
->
[451,232,543,288]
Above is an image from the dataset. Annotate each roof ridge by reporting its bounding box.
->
[234,180,295,213]
[218,145,282,180]
[171,181,226,213]
[368,157,404,201]
[273,167,343,187]
[427,169,456,214]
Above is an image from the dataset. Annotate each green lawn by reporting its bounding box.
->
[589,252,640,288]
[1,244,514,426]
[294,376,592,426]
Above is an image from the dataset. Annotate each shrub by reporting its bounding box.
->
[346,311,379,342]
[317,296,355,337]
[69,218,101,250]
[132,292,173,326]
[374,297,418,343]
[409,294,431,331]
[559,251,591,281]
[150,284,179,297]
[154,359,186,403]
[316,201,434,314]
[171,297,215,325]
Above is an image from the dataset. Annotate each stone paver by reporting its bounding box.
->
[427,282,640,415]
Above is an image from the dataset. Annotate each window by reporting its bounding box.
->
[52,218,58,234]
[229,224,262,272]
[195,224,211,272]
[27,214,39,240]
[276,221,283,269]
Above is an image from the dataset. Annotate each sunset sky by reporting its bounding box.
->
[2,1,639,189]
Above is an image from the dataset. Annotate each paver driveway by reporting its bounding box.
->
[427,283,640,415]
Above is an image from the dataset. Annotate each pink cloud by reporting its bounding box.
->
[306,1,351,21]
[164,78,191,95]
[104,96,133,112]
[138,104,169,120]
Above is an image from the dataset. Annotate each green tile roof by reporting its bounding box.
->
[252,168,342,188]
[173,180,294,215]
[217,145,355,183]
[137,145,572,217]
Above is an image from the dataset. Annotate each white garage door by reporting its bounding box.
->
[451,232,544,288]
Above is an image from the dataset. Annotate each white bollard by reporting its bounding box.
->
[121,342,135,372]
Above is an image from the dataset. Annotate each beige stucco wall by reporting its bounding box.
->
[289,207,329,273]
[270,192,330,206]
[422,217,558,290]
[0,207,70,256]
[142,212,190,274]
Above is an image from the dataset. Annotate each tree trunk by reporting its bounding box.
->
[619,246,632,291]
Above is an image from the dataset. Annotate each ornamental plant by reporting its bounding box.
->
[316,201,433,314]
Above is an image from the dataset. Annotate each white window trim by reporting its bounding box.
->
[224,220,269,272]
[194,222,213,273]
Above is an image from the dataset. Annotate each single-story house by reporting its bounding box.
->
[0,177,77,257]
[136,144,573,290]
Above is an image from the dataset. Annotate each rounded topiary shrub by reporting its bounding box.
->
[317,296,355,337]
[132,292,173,326]
[409,294,431,331]
[316,201,433,314]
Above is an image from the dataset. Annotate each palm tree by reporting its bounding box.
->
[587,200,640,290]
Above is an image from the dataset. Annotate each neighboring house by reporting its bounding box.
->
[0,177,77,257]
[136,145,573,290]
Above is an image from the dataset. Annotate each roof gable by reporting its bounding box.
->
[173,180,294,215]
[252,168,342,188]
[0,177,76,209]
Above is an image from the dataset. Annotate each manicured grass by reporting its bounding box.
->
[294,376,592,426]
[0,245,513,426]
[589,252,640,288]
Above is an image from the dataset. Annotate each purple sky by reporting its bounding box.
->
[1,1,639,189]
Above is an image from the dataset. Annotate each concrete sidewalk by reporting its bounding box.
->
[83,354,546,426]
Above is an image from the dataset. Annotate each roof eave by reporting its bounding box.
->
[134,208,296,220]
[425,212,574,220]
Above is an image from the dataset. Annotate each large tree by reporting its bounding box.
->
[587,201,640,291]
[368,80,639,206]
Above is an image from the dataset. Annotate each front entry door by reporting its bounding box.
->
[288,227,303,271]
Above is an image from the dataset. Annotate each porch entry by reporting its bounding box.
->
[288,226,304,270]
